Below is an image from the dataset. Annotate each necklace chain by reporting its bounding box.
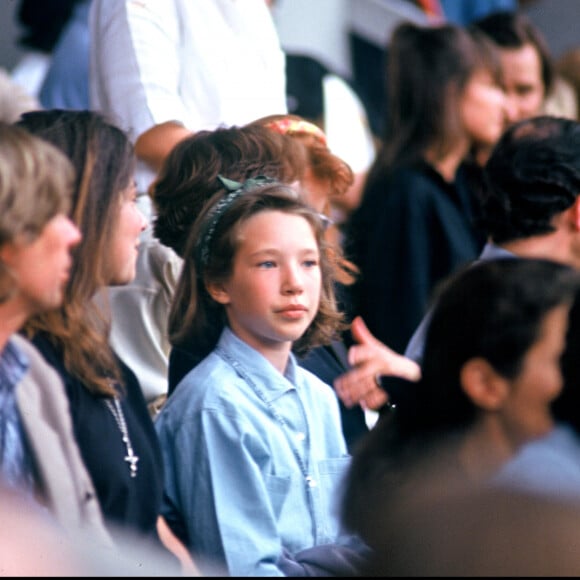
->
[104,397,139,478]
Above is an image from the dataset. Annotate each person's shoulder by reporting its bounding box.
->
[11,334,71,412]
[12,334,58,377]
[367,164,443,203]
[296,364,339,401]
[165,351,240,408]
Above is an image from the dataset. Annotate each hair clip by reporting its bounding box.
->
[196,175,277,270]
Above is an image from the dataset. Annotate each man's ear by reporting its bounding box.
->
[205,281,230,305]
[568,196,580,231]
[460,358,509,411]
[0,241,18,268]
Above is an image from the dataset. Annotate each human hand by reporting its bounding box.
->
[333,316,420,410]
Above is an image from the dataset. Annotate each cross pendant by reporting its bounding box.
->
[125,451,139,477]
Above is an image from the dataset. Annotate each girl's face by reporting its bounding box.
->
[107,181,147,286]
[1,214,81,316]
[499,304,569,446]
[209,209,321,364]
[461,68,515,150]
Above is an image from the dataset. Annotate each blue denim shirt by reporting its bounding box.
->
[0,338,36,494]
[155,327,352,576]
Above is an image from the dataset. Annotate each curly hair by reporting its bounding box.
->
[480,116,580,244]
[151,125,305,258]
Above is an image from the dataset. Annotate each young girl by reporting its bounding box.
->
[155,178,366,576]
[153,117,383,447]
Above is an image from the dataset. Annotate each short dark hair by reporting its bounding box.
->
[418,258,579,429]
[367,21,503,184]
[480,116,580,244]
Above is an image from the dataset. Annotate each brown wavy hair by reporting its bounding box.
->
[169,183,347,359]
[18,110,135,397]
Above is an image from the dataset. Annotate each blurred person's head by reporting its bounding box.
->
[415,258,576,443]
[151,124,305,258]
[342,258,580,542]
[471,10,553,123]
[0,122,80,323]
[248,113,354,216]
[481,116,580,267]
[374,22,511,180]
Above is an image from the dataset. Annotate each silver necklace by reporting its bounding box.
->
[104,397,139,478]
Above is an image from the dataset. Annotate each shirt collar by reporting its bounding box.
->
[478,242,517,262]
[216,326,299,401]
[0,338,29,394]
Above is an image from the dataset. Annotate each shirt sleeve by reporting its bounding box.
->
[89,0,189,142]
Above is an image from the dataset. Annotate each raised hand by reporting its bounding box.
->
[334,316,420,410]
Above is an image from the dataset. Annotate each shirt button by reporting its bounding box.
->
[296,432,306,442]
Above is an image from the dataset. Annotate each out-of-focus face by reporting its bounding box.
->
[461,68,516,150]
[107,181,147,286]
[1,214,81,316]
[500,304,569,446]
[209,210,321,365]
[501,43,546,122]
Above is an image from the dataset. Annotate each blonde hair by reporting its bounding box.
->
[0,122,73,302]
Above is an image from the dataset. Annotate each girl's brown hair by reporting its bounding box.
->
[169,182,347,360]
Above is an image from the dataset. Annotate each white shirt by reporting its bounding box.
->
[89,0,287,405]
[89,0,288,194]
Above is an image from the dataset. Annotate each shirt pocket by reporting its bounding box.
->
[316,457,351,540]
[263,472,292,520]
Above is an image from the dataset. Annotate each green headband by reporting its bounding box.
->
[195,174,277,271]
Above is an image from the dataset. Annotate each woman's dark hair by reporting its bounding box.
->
[367,21,501,186]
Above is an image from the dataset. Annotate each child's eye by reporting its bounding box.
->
[303,259,319,268]
[258,260,276,269]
